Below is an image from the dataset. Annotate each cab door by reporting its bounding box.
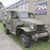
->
[5,12,12,31]
[11,11,19,32]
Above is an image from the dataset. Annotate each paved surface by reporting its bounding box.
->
[0,29,22,50]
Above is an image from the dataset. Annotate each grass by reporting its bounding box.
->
[0,23,4,31]
[8,34,50,50]
[0,23,50,50]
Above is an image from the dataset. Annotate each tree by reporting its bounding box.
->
[0,2,4,9]
[0,2,2,5]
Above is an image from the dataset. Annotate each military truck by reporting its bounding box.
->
[3,9,49,48]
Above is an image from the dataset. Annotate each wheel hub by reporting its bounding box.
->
[22,37,26,44]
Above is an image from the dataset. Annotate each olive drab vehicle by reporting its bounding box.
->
[3,9,49,48]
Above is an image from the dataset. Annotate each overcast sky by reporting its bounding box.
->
[0,0,20,7]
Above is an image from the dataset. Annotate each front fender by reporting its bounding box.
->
[19,27,33,32]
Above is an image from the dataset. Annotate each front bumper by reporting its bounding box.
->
[38,32,49,38]
[32,32,49,41]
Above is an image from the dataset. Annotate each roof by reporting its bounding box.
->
[3,9,33,13]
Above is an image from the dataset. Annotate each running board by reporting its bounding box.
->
[11,31,16,35]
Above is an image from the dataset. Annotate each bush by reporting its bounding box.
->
[0,19,2,23]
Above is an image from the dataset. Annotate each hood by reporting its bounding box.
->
[20,18,45,25]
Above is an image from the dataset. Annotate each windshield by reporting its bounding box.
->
[20,12,35,18]
[20,13,29,18]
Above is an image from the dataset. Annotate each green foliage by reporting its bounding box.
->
[0,2,2,5]
[0,2,3,9]
[0,23,4,31]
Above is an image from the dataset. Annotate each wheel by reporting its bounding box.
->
[41,35,49,41]
[20,34,30,48]
[5,27,9,34]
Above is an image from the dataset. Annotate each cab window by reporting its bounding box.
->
[11,11,18,19]
[29,13,35,18]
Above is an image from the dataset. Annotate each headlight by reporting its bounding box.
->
[45,25,48,28]
[30,25,34,30]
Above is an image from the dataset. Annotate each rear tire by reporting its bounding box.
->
[20,34,30,48]
[5,27,9,34]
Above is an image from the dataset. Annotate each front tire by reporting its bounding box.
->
[20,34,30,48]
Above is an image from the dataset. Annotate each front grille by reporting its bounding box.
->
[36,25,45,33]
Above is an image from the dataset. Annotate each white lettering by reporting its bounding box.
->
[36,4,47,10]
